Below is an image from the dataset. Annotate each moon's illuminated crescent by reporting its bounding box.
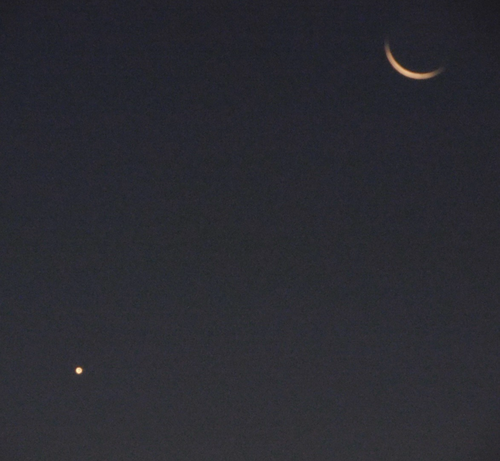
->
[385,40,444,80]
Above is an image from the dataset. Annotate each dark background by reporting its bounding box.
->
[1,1,499,459]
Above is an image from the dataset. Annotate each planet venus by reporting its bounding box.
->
[385,39,444,80]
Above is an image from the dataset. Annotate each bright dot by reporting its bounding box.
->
[75,367,83,375]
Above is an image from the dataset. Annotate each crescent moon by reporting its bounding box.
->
[384,40,444,80]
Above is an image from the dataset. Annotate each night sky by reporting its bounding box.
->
[1,1,500,460]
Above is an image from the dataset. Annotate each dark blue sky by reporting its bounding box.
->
[1,1,499,460]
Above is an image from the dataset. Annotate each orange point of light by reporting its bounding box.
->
[75,367,83,375]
